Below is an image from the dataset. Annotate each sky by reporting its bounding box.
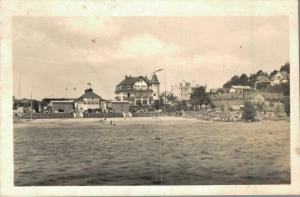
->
[13,16,289,100]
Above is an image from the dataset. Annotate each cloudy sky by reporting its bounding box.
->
[13,16,289,100]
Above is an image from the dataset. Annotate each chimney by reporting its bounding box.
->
[125,75,128,78]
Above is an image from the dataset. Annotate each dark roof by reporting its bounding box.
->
[151,74,160,84]
[280,71,289,79]
[78,88,101,99]
[43,98,75,101]
[117,76,152,86]
[256,75,270,83]
[118,76,139,85]
[271,71,289,80]
[18,98,31,103]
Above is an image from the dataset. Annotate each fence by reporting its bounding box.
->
[209,92,284,102]
[19,113,74,119]
[82,112,123,118]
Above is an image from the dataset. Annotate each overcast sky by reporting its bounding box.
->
[13,16,289,100]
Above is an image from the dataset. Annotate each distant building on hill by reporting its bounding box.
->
[229,85,252,93]
[255,75,271,89]
[171,80,201,101]
[270,71,289,86]
[115,74,160,107]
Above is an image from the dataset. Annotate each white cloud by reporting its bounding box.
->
[119,34,182,58]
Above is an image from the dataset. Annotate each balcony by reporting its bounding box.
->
[123,97,135,102]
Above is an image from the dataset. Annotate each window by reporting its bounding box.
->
[136,100,142,106]
[128,93,130,97]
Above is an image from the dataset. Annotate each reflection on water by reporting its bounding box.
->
[14,119,290,185]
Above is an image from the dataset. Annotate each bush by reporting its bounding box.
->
[284,96,290,116]
[242,100,256,121]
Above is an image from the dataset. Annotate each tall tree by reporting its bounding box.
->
[190,86,211,106]
[280,62,290,73]
[239,74,250,86]
[249,73,257,88]
[256,70,269,78]
[270,69,278,78]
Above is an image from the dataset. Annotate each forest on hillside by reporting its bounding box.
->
[222,62,290,96]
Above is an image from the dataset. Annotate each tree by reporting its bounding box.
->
[249,73,257,88]
[239,73,250,86]
[242,100,256,121]
[270,69,278,78]
[256,70,269,78]
[280,62,290,73]
[284,96,290,116]
[223,75,240,89]
[190,86,211,106]
[165,92,178,104]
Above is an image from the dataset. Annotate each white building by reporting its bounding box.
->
[115,74,160,106]
[76,88,107,112]
[229,85,252,93]
[270,71,289,86]
[171,80,201,101]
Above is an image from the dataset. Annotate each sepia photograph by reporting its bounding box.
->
[1,0,299,196]
[12,16,291,186]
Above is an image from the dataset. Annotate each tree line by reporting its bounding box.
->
[222,62,290,90]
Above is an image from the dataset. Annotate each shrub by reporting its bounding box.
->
[242,100,256,121]
[284,96,290,116]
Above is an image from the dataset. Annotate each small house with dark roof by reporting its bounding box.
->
[255,75,270,89]
[115,74,160,106]
[76,88,107,112]
[229,85,252,93]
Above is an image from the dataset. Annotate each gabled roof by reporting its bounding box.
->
[78,88,101,99]
[256,75,270,83]
[117,76,151,86]
[151,74,160,84]
[280,71,289,80]
[271,71,289,80]
[231,85,252,89]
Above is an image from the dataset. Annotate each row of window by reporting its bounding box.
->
[83,101,99,105]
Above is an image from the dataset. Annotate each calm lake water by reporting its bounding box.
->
[14,118,290,185]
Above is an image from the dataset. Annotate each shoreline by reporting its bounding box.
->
[13,115,289,124]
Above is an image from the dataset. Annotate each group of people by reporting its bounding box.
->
[99,116,116,126]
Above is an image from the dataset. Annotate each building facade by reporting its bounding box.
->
[115,74,160,106]
[76,88,107,112]
[270,71,289,86]
[255,75,271,89]
[108,101,130,113]
[229,85,252,93]
[171,80,200,101]
[50,100,74,113]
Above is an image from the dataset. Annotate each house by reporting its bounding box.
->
[15,98,41,113]
[50,100,75,113]
[115,74,160,106]
[255,75,270,89]
[41,98,75,113]
[108,101,130,113]
[171,80,200,101]
[270,71,289,86]
[229,85,252,93]
[76,88,107,112]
